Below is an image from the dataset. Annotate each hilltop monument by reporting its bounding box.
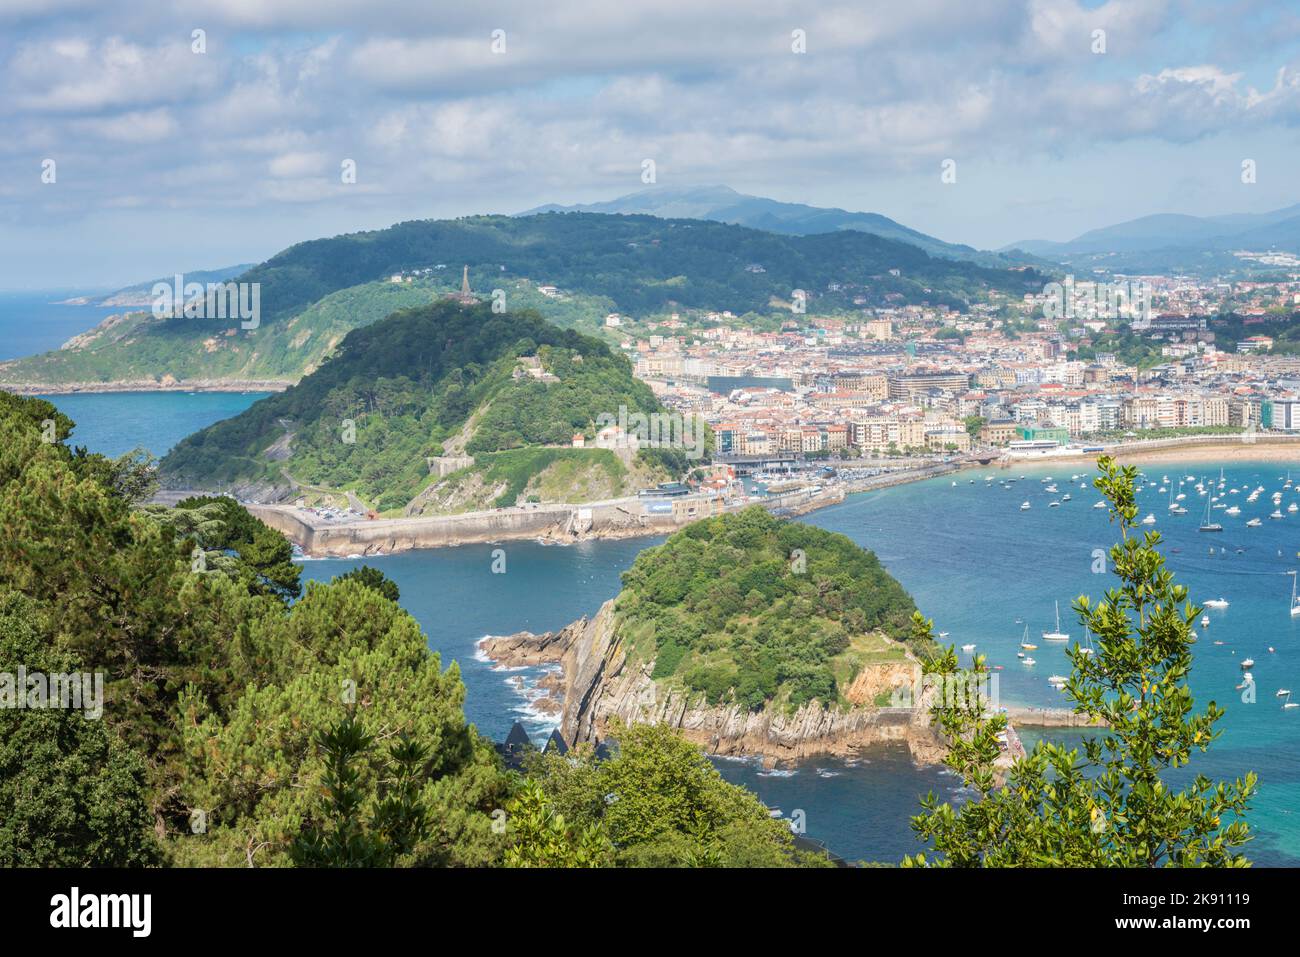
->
[448,265,476,304]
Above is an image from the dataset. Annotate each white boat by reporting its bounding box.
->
[1021,657,1036,666]
[1272,510,1285,520]
[1141,513,1156,525]
[1049,500,1061,508]
[1020,501,1031,511]
[1042,601,1069,642]
[1289,503,1298,513]
[1062,493,1071,502]
[1200,615,1210,627]
[1203,598,1229,609]
[961,643,976,652]
[1247,518,1262,527]
[1290,571,1300,617]
[1225,506,1241,516]
[1093,501,1106,509]
[1241,658,1255,670]
[1277,689,1292,697]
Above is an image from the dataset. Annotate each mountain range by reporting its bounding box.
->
[523,185,1035,267]
[1005,204,1300,274]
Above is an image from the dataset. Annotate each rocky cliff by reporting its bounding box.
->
[479,599,946,766]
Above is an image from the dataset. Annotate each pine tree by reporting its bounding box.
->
[906,455,1255,867]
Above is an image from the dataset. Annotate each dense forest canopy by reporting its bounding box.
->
[615,507,928,711]
[239,212,1049,322]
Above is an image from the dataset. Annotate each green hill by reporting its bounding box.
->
[613,507,931,712]
[159,301,698,513]
[1,213,1048,388]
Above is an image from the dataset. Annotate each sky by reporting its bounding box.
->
[3,0,1300,288]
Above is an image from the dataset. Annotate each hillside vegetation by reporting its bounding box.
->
[0,212,1048,387]
[159,301,693,512]
[1,390,814,869]
[615,507,929,711]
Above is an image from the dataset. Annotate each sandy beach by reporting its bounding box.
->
[1005,436,1300,469]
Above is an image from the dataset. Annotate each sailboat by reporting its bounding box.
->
[1290,571,1300,618]
[1198,494,1223,532]
[1077,624,1095,656]
[1042,600,1069,642]
[1018,624,1037,650]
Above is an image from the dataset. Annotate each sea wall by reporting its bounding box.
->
[248,497,697,557]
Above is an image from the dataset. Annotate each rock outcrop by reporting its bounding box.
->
[479,599,947,766]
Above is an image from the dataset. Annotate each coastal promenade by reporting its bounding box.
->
[239,460,963,556]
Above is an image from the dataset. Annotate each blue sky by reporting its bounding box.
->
[3,0,1300,288]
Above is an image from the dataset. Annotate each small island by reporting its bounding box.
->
[482,506,949,765]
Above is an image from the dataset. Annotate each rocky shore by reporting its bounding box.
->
[478,599,947,768]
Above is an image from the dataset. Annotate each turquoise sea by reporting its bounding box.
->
[14,343,1300,863]
[44,391,271,458]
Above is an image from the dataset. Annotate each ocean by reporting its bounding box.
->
[7,303,1297,864]
[0,291,271,457]
[0,290,127,361]
[44,391,271,459]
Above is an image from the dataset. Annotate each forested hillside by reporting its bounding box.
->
[615,507,930,711]
[0,212,1048,388]
[0,390,822,868]
[160,301,695,512]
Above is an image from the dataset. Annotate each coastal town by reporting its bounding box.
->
[610,271,1300,464]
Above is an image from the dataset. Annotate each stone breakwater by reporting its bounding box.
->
[247,496,724,557]
[478,599,948,767]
